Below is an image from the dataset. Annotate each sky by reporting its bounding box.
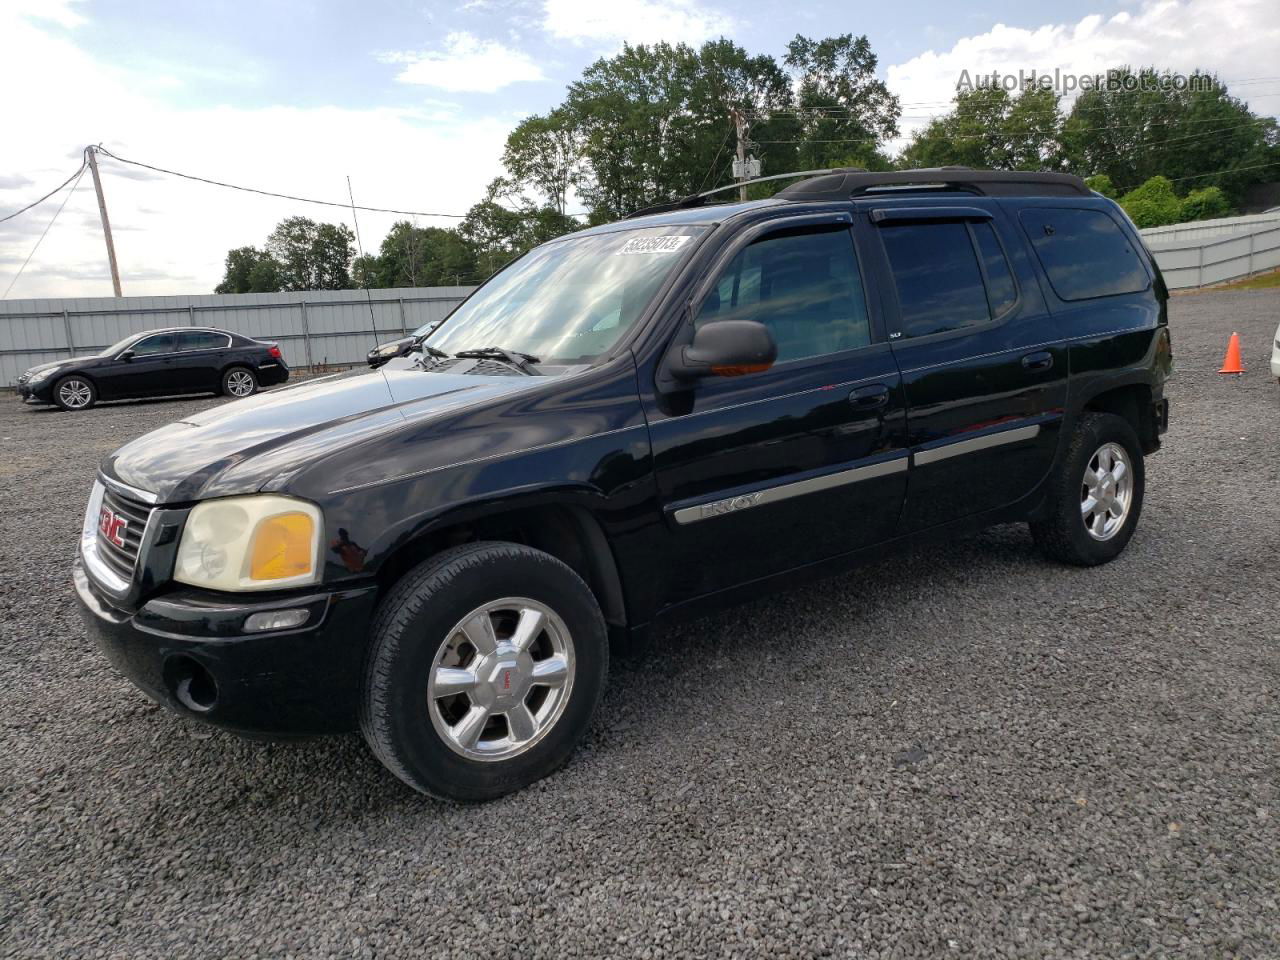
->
[1,0,1278,299]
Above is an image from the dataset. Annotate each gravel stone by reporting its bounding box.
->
[2,291,1278,958]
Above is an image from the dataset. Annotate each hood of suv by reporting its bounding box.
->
[103,366,545,502]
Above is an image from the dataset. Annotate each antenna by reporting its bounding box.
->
[347,175,379,347]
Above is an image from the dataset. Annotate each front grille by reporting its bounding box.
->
[97,487,152,581]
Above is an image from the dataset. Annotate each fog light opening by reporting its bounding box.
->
[167,656,218,713]
[243,608,310,633]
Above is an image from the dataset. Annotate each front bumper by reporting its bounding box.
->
[74,560,378,736]
[16,379,54,403]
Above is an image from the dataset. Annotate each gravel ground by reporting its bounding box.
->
[2,292,1278,959]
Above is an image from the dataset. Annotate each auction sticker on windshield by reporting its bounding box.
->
[616,235,692,255]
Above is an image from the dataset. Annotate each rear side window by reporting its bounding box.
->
[177,331,230,351]
[1019,208,1148,301]
[880,222,991,338]
[972,222,1017,316]
[696,227,871,363]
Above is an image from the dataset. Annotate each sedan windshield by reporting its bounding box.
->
[426,225,707,364]
[99,334,141,357]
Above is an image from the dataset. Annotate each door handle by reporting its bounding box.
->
[849,384,890,409]
[1021,351,1054,371]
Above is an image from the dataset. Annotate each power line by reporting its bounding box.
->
[0,161,87,224]
[1117,158,1280,192]
[2,165,87,299]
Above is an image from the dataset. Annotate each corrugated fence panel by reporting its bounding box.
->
[1,287,472,387]
[1142,215,1280,290]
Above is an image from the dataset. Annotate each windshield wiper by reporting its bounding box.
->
[452,346,541,372]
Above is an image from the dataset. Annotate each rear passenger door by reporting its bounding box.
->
[173,330,232,392]
[862,203,1068,532]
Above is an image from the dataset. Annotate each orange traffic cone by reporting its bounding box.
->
[1218,332,1244,375]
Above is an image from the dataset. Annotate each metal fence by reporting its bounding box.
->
[0,286,475,387]
[1141,212,1280,290]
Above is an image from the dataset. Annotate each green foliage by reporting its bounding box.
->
[264,217,356,291]
[1061,68,1276,201]
[1180,186,1232,221]
[783,33,900,171]
[1119,176,1183,227]
[215,246,283,294]
[1084,174,1117,198]
[900,87,1061,171]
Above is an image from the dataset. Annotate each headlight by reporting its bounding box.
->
[26,367,56,383]
[174,495,323,591]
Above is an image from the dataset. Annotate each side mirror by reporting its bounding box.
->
[118,350,135,362]
[366,336,414,368]
[668,320,777,380]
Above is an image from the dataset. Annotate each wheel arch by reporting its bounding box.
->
[371,498,629,630]
[1077,380,1158,454]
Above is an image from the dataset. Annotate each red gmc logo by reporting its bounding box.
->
[98,507,128,548]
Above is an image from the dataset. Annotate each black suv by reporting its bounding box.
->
[17,326,288,410]
[74,169,1171,801]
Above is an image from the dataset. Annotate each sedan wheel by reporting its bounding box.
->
[54,376,96,411]
[223,368,257,398]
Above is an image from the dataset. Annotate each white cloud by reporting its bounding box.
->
[886,0,1280,150]
[541,0,734,45]
[383,31,546,93]
[0,12,514,298]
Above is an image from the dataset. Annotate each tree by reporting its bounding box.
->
[215,246,283,294]
[1062,68,1277,201]
[1180,186,1232,221]
[561,39,798,220]
[783,34,901,170]
[900,87,1061,171]
[1085,174,1118,198]
[1119,176,1183,227]
[264,216,356,291]
[502,108,582,215]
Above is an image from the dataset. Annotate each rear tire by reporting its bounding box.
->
[53,375,96,411]
[360,542,608,801]
[221,366,258,398]
[1031,412,1145,566]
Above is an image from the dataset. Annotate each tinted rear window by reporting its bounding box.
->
[178,331,229,351]
[1019,208,1148,301]
[972,222,1017,316]
[880,221,990,338]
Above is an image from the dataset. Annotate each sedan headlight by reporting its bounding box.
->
[174,496,323,591]
[26,367,56,383]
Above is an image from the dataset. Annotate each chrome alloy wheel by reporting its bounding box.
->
[226,370,255,397]
[427,598,575,762]
[1081,441,1133,541]
[58,378,92,408]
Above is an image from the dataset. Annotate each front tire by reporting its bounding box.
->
[1031,412,1145,566]
[53,375,96,411]
[360,542,608,801]
[221,366,258,398]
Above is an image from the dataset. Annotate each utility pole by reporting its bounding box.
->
[731,108,749,202]
[86,146,123,297]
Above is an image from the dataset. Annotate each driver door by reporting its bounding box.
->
[641,217,909,608]
[94,332,177,399]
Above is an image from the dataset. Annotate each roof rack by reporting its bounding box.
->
[624,168,867,219]
[775,167,1090,200]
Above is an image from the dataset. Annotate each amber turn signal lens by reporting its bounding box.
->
[711,362,773,377]
[249,512,315,581]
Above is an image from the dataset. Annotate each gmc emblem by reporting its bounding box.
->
[98,507,128,549]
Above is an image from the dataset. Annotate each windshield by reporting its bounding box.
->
[426,225,706,363]
[99,333,142,357]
